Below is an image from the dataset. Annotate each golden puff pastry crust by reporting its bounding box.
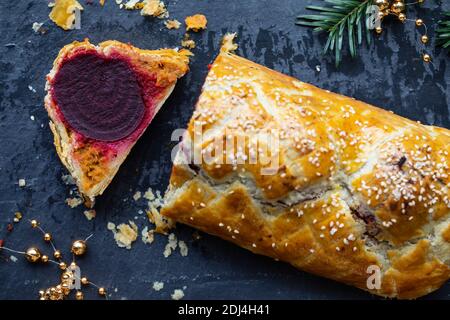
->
[45,39,190,205]
[161,51,450,299]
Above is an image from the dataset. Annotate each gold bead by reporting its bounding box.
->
[375,27,383,34]
[375,0,389,11]
[75,291,84,300]
[59,262,67,270]
[25,247,41,262]
[398,13,406,22]
[53,250,62,259]
[43,233,52,242]
[391,1,405,14]
[70,262,77,269]
[98,287,106,296]
[71,240,87,256]
[61,283,71,295]
[31,220,38,228]
[41,255,49,263]
[81,277,89,285]
[421,35,429,44]
[39,290,45,296]
[416,19,423,27]
[423,53,431,62]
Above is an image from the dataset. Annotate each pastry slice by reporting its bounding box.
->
[45,39,190,205]
[161,50,450,298]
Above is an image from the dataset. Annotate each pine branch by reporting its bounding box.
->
[296,0,373,67]
[436,12,450,49]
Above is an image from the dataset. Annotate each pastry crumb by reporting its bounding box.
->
[185,14,207,32]
[171,289,184,300]
[61,174,75,185]
[221,32,238,53]
[10,255,18,263]
[163,233,177,257]
[110,221,138,249]
[107,222,116,230]
[18,179,26,187]
[49,0,84,31]
[164,19,181,30]
[83,209,96,221]
[141,226,154,244]
[152,281,164,291]
[32,22,44,33]
[181,34,195,49]
[66,197,83,208]
[178,240,188,257]
[124,0,140,9]
[133,191,142,201]
[144,187,174,234]
[140,0,168,18]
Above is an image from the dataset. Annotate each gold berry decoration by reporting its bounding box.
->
[398,13,406,23]
[75,291,84,300]
[98,287,106,296]
[71,240,87,256]
[375,0,389,11]
[421,35,428,44]
[53,250,62,259]
[43,233,52,242]
[391,1,405,14]
[423,53,431,62]
[31,220,38,228]
[25,247,41,263]
[81,277,89,285]
[41,255,49,263]
[416,19,423,27]
[59,262,67,270]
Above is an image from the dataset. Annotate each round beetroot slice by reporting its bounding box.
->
[52,52,146,142]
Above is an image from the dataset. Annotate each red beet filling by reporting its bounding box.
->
[52,52,145,142]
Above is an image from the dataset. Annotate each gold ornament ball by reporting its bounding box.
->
[391,1,405,14]
[98,287,106,296]
[25,247,41,263]
[70,262,77,269]
[81,277,89,285]
[54,250,62,259]
[421,35,429,44]
[71,240,87,256]
[375,27,383,34]
[75,291,84,300]
[423,54,431,62]
[398,13,406,23]
[59,262,67,270]
[31,220,38,228]
[41,255,49,263]
[375,0,389,11]
[416,19,423,27]
[43,233,52,242]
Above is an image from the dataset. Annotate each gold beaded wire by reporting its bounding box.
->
[0,219,107,300]
[375,0,431,63]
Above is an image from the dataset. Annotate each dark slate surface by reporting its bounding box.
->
[0,0,449,300]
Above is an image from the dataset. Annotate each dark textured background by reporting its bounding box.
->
[0,0,449,300]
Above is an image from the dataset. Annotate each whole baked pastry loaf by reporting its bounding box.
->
[44,39,190,205]
[161,51,450,298]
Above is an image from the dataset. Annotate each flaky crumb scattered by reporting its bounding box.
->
[32,22,44,33]
[178,240,188,257]
[66,197,83,208]
[185,14,207,32]
[163,233,177,257]
[141,226,154,244]
[18,179,26,187]
[171,289,184,300]
[133,191,142,201]
[181,34,195,49]
[140,0,168,18]
[164,19,181,30]
[49,0,84,31]
[83,209,96,221]
[221,32,238,53]
[152,281,164,291]
[61,174,75,185]
[110,221,138,249]
[107,222,116,230]
[124,0,140,9]
[10,255,18,263]
[144,187,174,234]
